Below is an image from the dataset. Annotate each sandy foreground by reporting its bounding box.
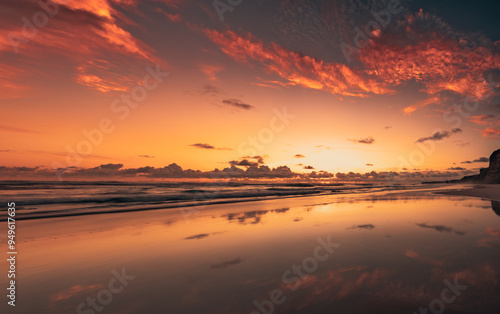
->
[436,184,500,202]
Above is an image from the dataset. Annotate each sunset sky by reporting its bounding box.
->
[1,0,499,180]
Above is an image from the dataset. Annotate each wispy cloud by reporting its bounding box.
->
[403,97,441,115]
[415,128,462,143]
[204,29,394,98]
[316,145,334,150]
[0,0,166,94]
[190,143,232,150]
[199,64,223,81]
[187,84,222,96]
[348,137,375,144]
[156,8,182,23]
[222,99,254,110]
[469,115,496,125]
[185,233,209,240]
[359,9,500,101]
[481,128,500,138]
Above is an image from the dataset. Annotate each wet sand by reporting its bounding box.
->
[436,184,500,202]
[5,187,500,314]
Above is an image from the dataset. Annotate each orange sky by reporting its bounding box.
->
[0,0,499,181]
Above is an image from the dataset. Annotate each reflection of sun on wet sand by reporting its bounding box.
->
[436,184,500,202]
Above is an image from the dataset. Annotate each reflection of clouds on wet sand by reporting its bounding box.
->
[222,207,290,225]
[224,210,268,225]
[184,231,225,240]
[268,261,498,313]
[185,233,210,240]
[210,258,243,270]
[50,284,102,302]
[346,224,375,230]
[48,284,102,312]
[415,223,466,235]
[477,227,500,247]
[404,249,443,266]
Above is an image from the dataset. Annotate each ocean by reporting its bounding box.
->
[0,180,422,220]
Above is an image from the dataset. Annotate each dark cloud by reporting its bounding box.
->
[461,157,489,164]
[98,164,123,170]
[185,233,209,240]
[348,137,375,144]
[474,157,489,162]
[184,232,224,240]
[191,143,215,149]
[384,126,392,129]
[448,167,466,171]
[415,128,462,143]
[304,165,315,170]
[294,154,305,158]
[139,155,155,158]
[229,159,259,167]
[244,155,265,164]
[347,224,375,230]
[210,258,243,269]
[190,143,232,150]
[222,99,254,110]
[416,223,465,235]
[0,162,477,182]
[229,155,266,167]
[366,163,374,166]
[308,171,335,178]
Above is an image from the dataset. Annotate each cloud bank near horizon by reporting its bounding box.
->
[0,162,477,182]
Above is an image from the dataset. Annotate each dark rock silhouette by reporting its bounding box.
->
[460,149,500,184]
[485,149,500,183]
[492,201,500,216]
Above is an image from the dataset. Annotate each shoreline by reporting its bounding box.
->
[7,183,499,221]
[435,184,500,202]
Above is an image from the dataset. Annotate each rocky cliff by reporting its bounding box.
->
[460,149,500,183]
